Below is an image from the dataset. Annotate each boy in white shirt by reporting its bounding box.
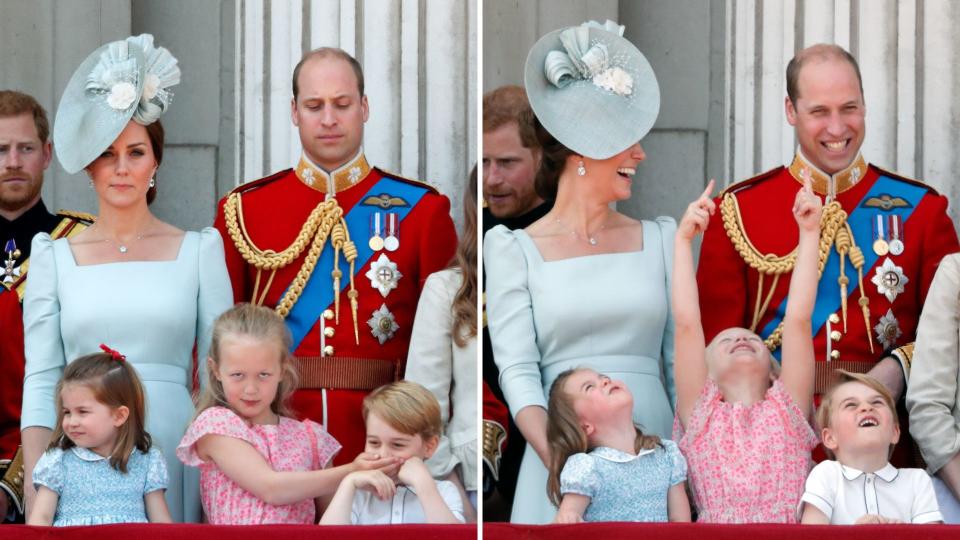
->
[321,381,465,525]
[800,370,942,524]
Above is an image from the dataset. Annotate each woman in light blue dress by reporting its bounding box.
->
[20,35,232,523]
[484,21,676,523]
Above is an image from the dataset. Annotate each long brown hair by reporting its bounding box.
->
[449,166,478,347]
[49,352,151,473]
[545,368,661,506]
[196,303,299,419]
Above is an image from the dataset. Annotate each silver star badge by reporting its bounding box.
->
[348,166,362,183]
[368,304,399,344]
[365,254,403,297]
[871,257,909,303]
[874,309,902,350]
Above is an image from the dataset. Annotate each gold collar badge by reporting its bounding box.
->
[788,151,867,197]
[296,151,371,195]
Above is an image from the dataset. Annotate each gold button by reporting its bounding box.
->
[324,327,335,338]
[323,309,334,320]
[830,330,842,342]
[829,313,840,324]
[323,345,334,356]
[831,350,840,360]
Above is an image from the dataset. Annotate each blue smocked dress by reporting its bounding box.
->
[33,446,168,526]
[21,229,233,523]
[560,440,687,522]
[484,218,677,524]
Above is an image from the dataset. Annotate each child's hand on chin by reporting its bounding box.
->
[396,457,432,487]
[351,470,397,501]
[353,451,402,477]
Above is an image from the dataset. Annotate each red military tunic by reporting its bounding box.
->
[697,151,959,465]
[0,207,91,516]
[214,152,457,464]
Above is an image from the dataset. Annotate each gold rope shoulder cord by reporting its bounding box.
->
[223,192,361,344]
[719,193,874,353]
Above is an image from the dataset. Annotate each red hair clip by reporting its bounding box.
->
[99,344,126,362]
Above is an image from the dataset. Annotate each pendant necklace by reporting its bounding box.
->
[555,216,609,246]
[96,225,149,254]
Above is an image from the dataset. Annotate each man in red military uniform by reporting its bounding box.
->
[0,90,91,521]
[214,48,457,464]
[697,44,959,466]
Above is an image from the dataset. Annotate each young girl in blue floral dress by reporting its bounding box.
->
[545,367,691,523]
[27,347,172,526]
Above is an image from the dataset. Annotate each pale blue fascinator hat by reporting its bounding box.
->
[54,34,180,174]
[524,20,660,160]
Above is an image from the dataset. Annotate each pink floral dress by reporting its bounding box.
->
[177,406,341,524]
[674,378,818,523]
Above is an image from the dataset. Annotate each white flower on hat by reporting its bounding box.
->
[142,73,161,101]
[106,82,138,110]
[593,67,633,97]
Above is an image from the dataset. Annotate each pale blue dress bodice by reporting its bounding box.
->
[484,218,677,524]
[33,446,168,526]
[21,228,233,523]
[560,440,687,522]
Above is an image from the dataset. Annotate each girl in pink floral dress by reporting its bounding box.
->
[670,178,820,523]
[176,304,400,524]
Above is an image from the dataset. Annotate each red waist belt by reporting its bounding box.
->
[814,360,874,395]
[293,356,402,391]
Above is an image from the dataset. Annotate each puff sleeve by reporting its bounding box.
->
[177,407,262,466]
[32,448,64,494]
[195,228,233,390]
[144,447,169,494]
[559,453,599,499]
[484,226,545,417]
[21,233,66,430]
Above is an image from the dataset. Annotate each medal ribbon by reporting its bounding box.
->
[762,176,926,358]
[284,175,429,350]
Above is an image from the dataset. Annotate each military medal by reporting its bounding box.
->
[3,239,21,284]
[871,257,909,303]
[368,303,399,344]
[368,213,385,252]
[872,215,889,256]
[874,309,902,350]
[365,253,403,297]
[888,215,904,256]
[384,213,399,252]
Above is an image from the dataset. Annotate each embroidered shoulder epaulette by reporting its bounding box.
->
[55,210,96,224]
[869,164,940,196]
[374,167,439,195]
[228,168,294,196]
[719,165,785,197]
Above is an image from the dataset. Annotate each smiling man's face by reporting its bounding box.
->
[785,57,865,174]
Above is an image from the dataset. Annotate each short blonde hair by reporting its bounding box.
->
[363,380,441,439]
[816,370,898,459]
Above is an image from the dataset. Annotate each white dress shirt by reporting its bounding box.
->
[350,479,465,524]
[800,460,942,524]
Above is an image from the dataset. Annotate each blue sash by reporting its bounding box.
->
[761,176,926,359]
[285,176,429,350]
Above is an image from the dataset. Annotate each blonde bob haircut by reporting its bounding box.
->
[816,369,898,459]
[362,380,441,439]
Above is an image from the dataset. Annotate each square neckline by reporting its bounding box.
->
[514,223,648,263]
[62,231,190,267]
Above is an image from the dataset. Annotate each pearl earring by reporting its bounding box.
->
[577,160,587,177]
[149,178,156,188]
[88,179,94,189]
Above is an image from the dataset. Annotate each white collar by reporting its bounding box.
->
[839,462,899,483]
[589,446,657,463]
[70,446,109,462]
